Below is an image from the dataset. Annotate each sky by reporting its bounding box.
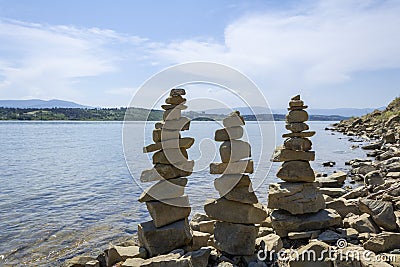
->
[0,0,399,109]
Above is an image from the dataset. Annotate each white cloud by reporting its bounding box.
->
[0,18,145,100]
[152,0,400,98]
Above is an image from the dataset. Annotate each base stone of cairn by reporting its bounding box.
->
[137,89,194,257]
[205,111,267,255]
[268,95,341,237]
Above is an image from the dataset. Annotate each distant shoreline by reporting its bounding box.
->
[0,107,349,121]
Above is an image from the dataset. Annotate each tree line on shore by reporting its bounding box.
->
[0,107,348,121]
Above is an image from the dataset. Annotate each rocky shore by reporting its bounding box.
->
[65,97,400,267]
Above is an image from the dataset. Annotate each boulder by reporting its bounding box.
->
[319,188,347,198]
[66,256,97,267]
[284,138,312,151]
[276,161,315,182]
[317,230,344,243]
[364,170,385,187]
[287,230,321,240]
[219,140,251,163]
[288,241,333,267]
[210,160,253,174]
[146,196,191,227]
[270,209,341,237]
[204,198,267,224]
[362,141,383,150]
[363,232,400,253]
[272,148,315,162]
[138,219,192,257]
[326,198,360,218]
[359,199,397,231]
[138,178,187,202]
[214,174,258,204]
[189,231,210,251]
[189,213,212,231]
[122,250,189,267]
[267,182,325,215]
[215,126,243,141]
[342,186,368,199]
[285,122,309,132]
[213,221,258,255]
[286,110,308,123]
[198,221,215,234]
[347,213,380,234]
[143,137,194,153]
[255,234,283,252]
[106,245,147,266]
[152,148,188,165]
[183,247,211,267]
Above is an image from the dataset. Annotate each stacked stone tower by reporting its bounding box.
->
[268,95,341,238]
[137,89,195,257]
[205,111,267,255]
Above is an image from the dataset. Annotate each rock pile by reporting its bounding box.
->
[137,88,194,257]
[268,95,341,237]
[204,111,268,255]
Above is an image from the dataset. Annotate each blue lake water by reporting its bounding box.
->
[0,121,367,266]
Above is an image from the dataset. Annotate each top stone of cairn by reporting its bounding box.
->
[170,88,186,96]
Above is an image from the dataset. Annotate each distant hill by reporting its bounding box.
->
[0,99,91,108]
[204,106,384,117]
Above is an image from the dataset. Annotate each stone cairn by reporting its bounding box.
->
[204,111,268,255]
[268,95,341,238]
[137,88,195,257]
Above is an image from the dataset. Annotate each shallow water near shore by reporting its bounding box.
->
[0,121,368,266]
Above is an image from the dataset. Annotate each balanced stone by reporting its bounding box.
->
[219,140,251,163]
[214,174,258,204]
[282,131,315,138]
[146,196,191,227]
[214,126,243,141]
[143,137,194,153]
[204,198,267,224]
[138,219,192,257]
[213,221,258,255]
[139,177,187,202]
[285,122,309,133]
[161,104,187,110]
[286,110,308,123]
[222,111,245,128]
[163,108,182,121]
[152,148,188,164]
[288,105,308,110]
[210,160,253,174]
[165,95,186,105]
[276,161,315,182]
[170,88,186,96]
[272,148,315,162]
[155,117,190,131]
[270,209,341,237]
[140,161,193,182]
[152,129,181,142]
[267,182,325,215]
[284,138,312,151]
